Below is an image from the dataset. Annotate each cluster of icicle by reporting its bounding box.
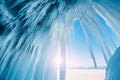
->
[0,0,120,80]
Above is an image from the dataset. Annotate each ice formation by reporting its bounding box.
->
[0,0,120,80]
[106,47,120,80]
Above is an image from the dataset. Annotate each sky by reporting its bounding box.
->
[67,13,120,68]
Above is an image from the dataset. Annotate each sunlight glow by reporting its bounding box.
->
[55,56,62,66]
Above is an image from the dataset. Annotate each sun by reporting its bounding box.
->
[55,56,62,66]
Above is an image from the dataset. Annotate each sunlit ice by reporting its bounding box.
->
[0,0,120,80]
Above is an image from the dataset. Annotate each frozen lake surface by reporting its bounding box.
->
[66,69,105,80]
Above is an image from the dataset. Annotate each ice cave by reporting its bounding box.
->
[0,0,120,80]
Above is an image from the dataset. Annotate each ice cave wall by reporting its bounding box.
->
[106,47,120,80]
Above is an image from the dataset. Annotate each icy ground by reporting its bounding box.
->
[66,69,105,80]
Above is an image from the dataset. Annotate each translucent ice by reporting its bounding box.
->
[106,47,120,80]
[0,0,120,80]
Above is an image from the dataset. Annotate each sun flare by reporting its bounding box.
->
[55,56,62,66]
